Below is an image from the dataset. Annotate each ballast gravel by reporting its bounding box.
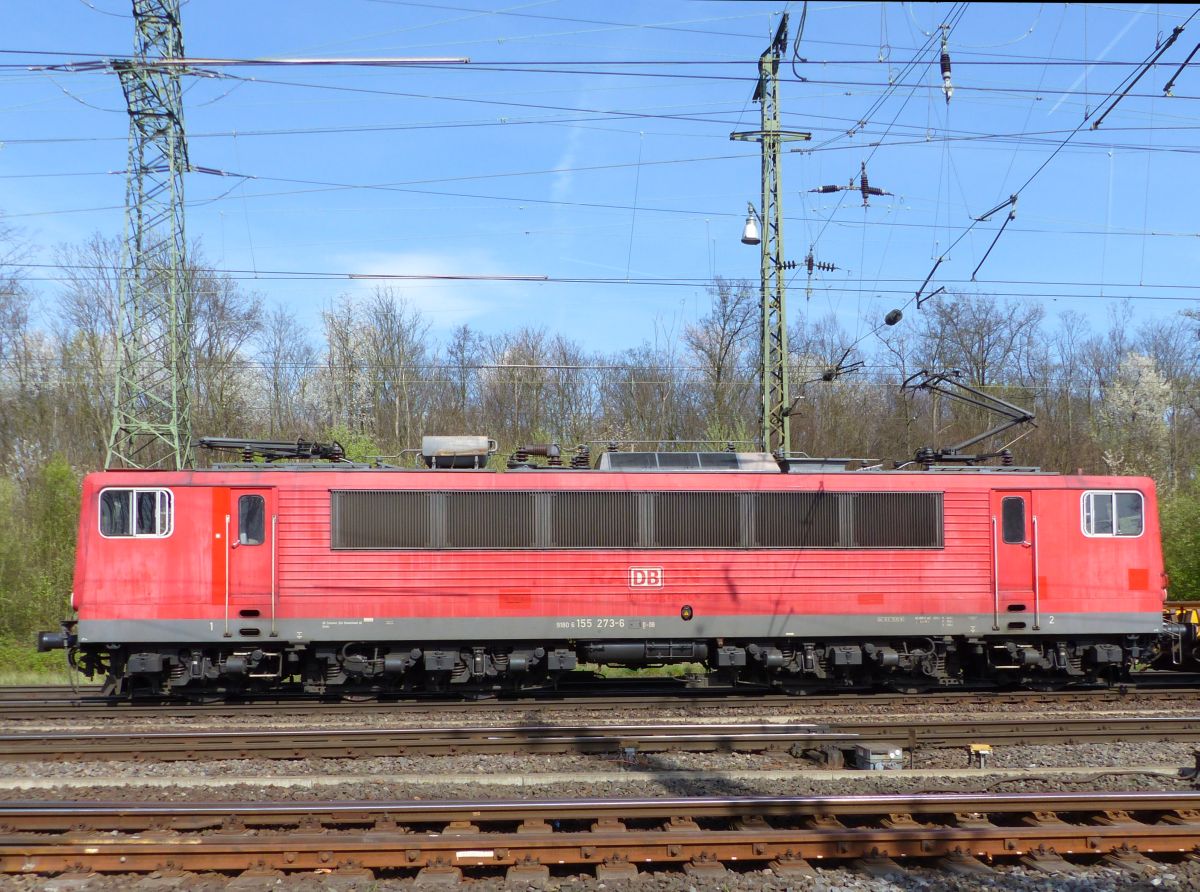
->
[1,857,1199,890]
[1,739,1197,782]
[0,762,1192,802]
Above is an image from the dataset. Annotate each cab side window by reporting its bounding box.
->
[100,488,173,538]
[1082,490,1143,537]
[1001,497,1026,544]
[238,495,265,545]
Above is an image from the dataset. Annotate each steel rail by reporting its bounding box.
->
[839,714,1200,748]
[1,714,1199,762]
[4,792,1200,877]
[4,679,1200,720]
[8,790,1200,823]
[0,722,841,761]
[0,686,101,702]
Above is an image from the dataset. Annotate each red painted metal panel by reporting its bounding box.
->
[227,487,275,609]
[73,469,1167,625]
[991,489,1035,610]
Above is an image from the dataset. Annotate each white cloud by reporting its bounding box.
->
[331,248,532,330]
[551,125,585,205]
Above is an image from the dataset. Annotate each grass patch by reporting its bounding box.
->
[0,639,79,684]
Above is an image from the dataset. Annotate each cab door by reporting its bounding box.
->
[990,490,1037,629]
[227,488,276,635]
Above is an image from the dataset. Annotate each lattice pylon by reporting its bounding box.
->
[106,0,192,470]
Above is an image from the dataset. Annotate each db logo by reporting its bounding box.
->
[629,567,664,588]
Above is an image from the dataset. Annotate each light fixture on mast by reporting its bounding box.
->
[741,203,762,245]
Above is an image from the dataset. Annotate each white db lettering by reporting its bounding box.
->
[629,567,663,588]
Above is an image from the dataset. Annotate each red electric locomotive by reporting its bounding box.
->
[40,436,1168,696]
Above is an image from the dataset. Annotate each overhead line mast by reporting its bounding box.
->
[106,0,192,470]
[731,14,810,455]
[101,6,471,470]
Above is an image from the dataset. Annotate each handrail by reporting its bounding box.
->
[1032,515,1040,630]
[993,513,1003,633]
[223,514,231,638]
[270,514,278,638]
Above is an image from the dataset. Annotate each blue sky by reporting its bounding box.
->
[1,1,1198,353]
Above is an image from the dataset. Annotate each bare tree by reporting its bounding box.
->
[916,292,1045,385]
[320,300,368,432]
[188,256,262,437]
[437,324,481,434]
[684,278,755,442]
[361,288,430,450]
[255,305,317,437]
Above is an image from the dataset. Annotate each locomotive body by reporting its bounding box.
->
[48,457,1167,694]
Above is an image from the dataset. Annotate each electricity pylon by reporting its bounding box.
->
[731,14,810,455]
[106,0,193,470]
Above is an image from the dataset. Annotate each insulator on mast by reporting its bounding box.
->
[940,30,953,105]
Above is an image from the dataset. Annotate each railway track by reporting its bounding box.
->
[4,791,1200,880]
[3,678,1199,722]
[1,714,1198,762]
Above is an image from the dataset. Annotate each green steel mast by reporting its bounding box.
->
[106,0,192,470]
[731,14,810,454]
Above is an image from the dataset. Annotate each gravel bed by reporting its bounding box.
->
[1,739,1196,781]
[910,740,1200,770]
[0,763,1192,802]
[0,750,785,779]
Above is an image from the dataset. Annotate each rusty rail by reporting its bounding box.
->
[3,792,1200,878]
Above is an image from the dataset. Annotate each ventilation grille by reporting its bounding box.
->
[755,492,841,548]
[853,492,943,548]
[446,492,536,549]
[331,490,942,550]
[552,491,638,548]
[653,492,741,547]
[332,490,429,549]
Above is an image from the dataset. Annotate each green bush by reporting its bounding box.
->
[1161,479,1200,601]
[0,455,80,643]
[325,425,383,464]
[0,639,72,679]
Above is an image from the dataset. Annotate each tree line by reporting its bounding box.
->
[1,233,1198,642]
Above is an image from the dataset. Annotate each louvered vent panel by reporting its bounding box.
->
[755,492,841,547]
[331,490,429,549]
[852,492,943,548]
[653,492,741,548]
[330,488,943,550]
[551,491,638,548]
[446,491,536,549]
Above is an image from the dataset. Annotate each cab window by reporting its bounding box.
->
[100,488,173,538]
[1082,490,1143,537]
[1001,497,1026,544]
[238,495,265,545]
